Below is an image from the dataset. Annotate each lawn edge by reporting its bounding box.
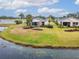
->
[1,35,79,49]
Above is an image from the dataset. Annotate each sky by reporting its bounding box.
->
[0,0,79,17]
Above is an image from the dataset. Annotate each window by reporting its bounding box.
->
[76,22,78,25]
[32,22,38,26]
[73,22,78,26]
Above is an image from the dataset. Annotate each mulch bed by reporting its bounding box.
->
[65,29,79,32]
[32,28,43,31]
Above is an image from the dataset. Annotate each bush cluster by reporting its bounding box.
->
[44,25,53,28]
[15,20,22,24]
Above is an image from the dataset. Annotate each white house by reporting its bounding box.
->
[32,18,48,26]
[57,17,79,27]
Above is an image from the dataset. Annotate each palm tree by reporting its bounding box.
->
[26,14,33,27]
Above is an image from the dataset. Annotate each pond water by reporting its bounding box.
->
[0,20,15,24]
[0,27,79,59]
[0,27,8,31]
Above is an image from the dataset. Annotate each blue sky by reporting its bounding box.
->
[0,0,79,17]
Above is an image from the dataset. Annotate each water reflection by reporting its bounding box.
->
[0,27,8,31]
[0,20,15,24]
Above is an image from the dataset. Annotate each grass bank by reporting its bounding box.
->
[1,25,79,48]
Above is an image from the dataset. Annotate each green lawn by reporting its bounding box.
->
[0,26,57,46]
[1,24,79,47]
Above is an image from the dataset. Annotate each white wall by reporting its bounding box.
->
[45,20,49,25]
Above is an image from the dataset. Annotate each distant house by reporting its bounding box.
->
[57,17,79,27]
[32,18,48,26]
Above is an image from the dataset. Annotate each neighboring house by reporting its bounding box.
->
[57,17,79,27]
[32,18,48,26]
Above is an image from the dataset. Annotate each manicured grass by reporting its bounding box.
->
[1,26,57,46]
[1,25,79,47]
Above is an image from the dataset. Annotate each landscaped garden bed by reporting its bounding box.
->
[65,29,79,32]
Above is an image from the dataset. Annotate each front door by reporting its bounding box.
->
[42,22,44,26]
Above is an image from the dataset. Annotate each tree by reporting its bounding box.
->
[66,13,77,18]
[19,13,25,19]
[35,16,46,19]
[26,14,33,27]
[48,15,53,25]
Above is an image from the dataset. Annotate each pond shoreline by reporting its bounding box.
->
[1,36,79,49]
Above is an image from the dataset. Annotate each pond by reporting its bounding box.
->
[0,27,79,59]
[0,19,15,24]
[0,27,8,31]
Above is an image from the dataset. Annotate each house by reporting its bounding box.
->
[57,17,79,27]
[32,18,48,26]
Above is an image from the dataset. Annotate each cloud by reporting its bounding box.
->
[16,9,27,13]
[30,0,59,6]
[0,0,30,9]
[0,0,59,9]
[38,7,70,16]
[15,9,27,16]
[75,0,79,5]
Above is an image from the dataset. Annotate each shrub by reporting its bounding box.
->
[58,24,64,28]
[54,21,59,26]
[15,20,22,24]
[54,21,64,28]
[45,25,53,28]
